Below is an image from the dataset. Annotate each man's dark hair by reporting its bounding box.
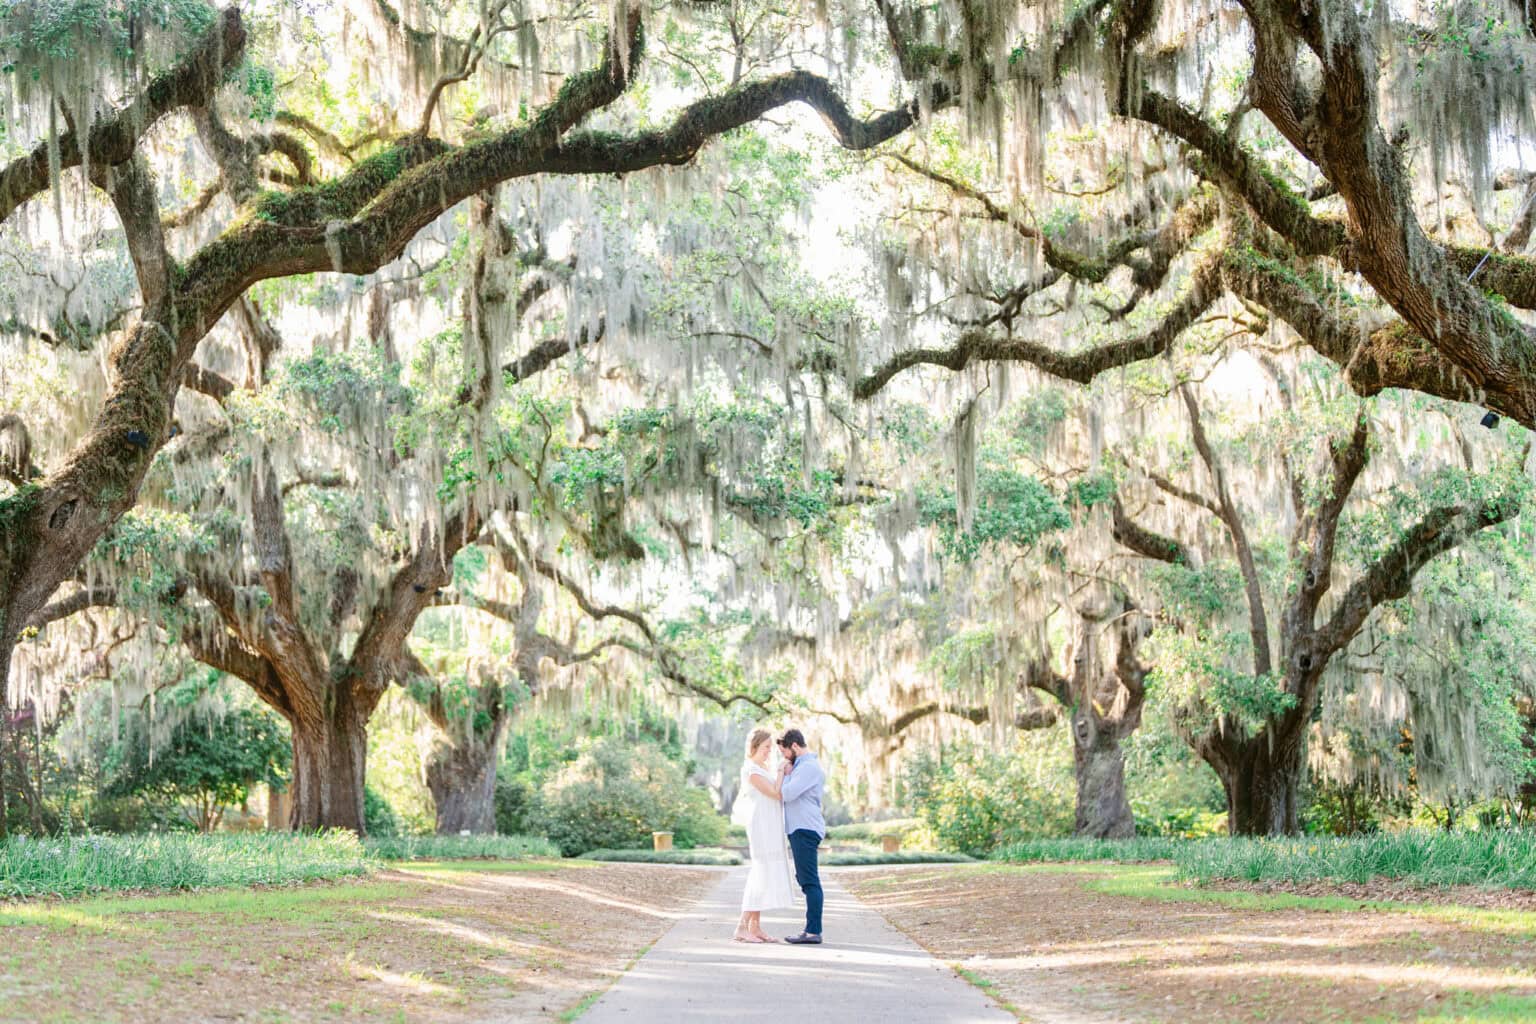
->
[779,728,806,748]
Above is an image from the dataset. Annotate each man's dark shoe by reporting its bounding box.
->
[784,932,823,945]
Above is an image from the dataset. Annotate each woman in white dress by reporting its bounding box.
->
[733,728,795,943]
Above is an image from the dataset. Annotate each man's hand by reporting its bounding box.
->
[779,760,792,776]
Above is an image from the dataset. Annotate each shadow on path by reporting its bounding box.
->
[578,867,1016,1023]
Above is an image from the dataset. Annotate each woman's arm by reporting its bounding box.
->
[747,772,782,799]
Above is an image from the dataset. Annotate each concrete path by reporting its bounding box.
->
[579,866,1017,1023]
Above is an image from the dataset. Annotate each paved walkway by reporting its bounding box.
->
[579,866,1016,1023]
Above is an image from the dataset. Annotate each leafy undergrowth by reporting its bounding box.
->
[1174,831,1536,889]
[825,818,924,841]
[579,847,742,865]
[993,831,1536,891]
[365,833,558,862]
[822,850,972,866]
[0,831,372,899]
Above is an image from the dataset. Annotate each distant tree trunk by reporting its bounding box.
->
[1071,707,1136,839]
[426,728,505,835]
[287,686,369,833]
[0,699,9,839]
[1029,592,1149,839]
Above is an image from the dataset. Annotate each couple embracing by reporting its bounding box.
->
[732,727,824,946]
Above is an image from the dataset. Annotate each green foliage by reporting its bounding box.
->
[363,785,402,839]
[0,831,371,899]
[1125,726,1230,837]
[919,468,1070,561]
[532,737,726,856]
[493,774,536,836]
[103,704,290,833]
[824,818,924,840]
[903,743,1074,856]
[1149,630,1297,733]
[1173,830,1536,889]
[363,833,557,861]
[0,0,214,74]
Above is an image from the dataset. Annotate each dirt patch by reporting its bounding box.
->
[845,864,1536,1024]
[0,861,718,1024]
[1196,877,1536,913]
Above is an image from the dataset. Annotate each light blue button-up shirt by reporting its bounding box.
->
[780,751,826,837]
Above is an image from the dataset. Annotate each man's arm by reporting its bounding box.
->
[779,759,823,803]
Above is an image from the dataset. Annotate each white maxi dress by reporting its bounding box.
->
[736,761,796,912]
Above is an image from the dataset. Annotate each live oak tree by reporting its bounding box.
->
[849,0,1536,426]
[0,0,955,699]
[1108,370,1526,835]
[10,0,1536,833]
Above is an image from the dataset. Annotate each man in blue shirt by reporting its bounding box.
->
[777,728,826,945]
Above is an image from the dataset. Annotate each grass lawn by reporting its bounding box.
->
[848,862,1536,1024]
[0,860,719,1023]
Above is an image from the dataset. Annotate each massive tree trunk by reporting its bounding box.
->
[1203,732,1303,836]
[286,684,370,833]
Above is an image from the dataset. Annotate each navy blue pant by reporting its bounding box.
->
[788,829,823,935]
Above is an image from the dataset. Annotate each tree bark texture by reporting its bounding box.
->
[1028,595,1149,839]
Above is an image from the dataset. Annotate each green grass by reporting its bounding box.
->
[1173,830,1536,889]
[560,991,603,1023]
[1418,993,1536,1022]
[578,847,742,865]
[952,964,1028,1022]
[823,850,973,866]
[0,832,373,900]
[993,831,1536,891]
[364,833,558,862]
[826,818,923,841]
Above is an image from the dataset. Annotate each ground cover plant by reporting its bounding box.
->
[578,847,742,866]
[0,831,372,899]
[991,836,1189,864]
[993,831,1536,892]
[363,833,558,862]
[1173,831,1536,890]
[821,850,972,866]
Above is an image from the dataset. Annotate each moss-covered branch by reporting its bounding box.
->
[0,7,247,224]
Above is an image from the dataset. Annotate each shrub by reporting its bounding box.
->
[494,774,537,835]
[533,737,727,856]
[826,818,924,841]
[102,705,290,833]
[364,785,402,838]
[671,785,727,849]
[904,746,1073,856]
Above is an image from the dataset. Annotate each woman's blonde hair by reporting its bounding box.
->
[746,728,773,757]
